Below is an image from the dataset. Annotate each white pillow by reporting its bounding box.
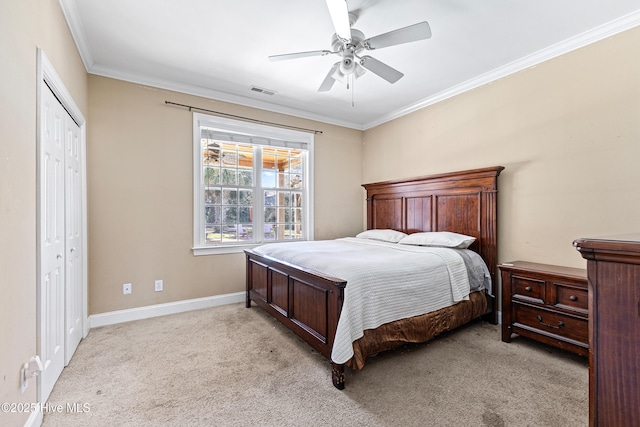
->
[398,231,476,249]
[355,229,408,243]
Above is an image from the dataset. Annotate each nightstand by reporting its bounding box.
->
[500,261,588,357]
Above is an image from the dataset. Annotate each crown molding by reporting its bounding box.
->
[87,64,364,130]
[363,10,640,130]
[58,0,94,71]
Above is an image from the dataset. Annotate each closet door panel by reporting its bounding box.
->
[65,115,83,364]
[39,85,66,401]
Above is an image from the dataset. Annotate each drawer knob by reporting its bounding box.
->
[537,315,565,329]
[525,286,532,292]
[569,295,578,301]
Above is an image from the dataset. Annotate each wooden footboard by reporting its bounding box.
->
[245,249,347,387]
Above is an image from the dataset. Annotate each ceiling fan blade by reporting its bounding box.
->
[364,21,431,50]
[269,50,333,62]
[358,56,404,83]
[325,0,352,41]
[318,62,341,92]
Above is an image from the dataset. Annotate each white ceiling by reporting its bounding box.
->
[60,0,640,130]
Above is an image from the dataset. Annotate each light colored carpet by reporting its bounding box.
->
[42,303,588,427]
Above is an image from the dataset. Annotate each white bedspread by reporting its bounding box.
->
[253,237,478,364]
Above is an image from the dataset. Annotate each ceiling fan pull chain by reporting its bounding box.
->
[351,74,355,107]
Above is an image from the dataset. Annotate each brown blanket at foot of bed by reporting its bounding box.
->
[347,291,488,370]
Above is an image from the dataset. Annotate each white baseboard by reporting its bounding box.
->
[88,292,245,329]
[23,408,42,427]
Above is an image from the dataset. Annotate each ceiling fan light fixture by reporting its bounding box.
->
[332,62,365,85]
[339,55,356,75]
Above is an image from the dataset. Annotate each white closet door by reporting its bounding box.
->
[37,50,87,404]
[64,106,83,364]
[39,84,66,401]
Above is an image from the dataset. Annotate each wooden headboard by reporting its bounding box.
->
[362,166,504,291]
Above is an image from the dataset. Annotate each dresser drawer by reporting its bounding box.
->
[512,303,588,345]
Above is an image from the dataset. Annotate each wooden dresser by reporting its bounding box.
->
[500,261,588,357]
[574,235,640,427]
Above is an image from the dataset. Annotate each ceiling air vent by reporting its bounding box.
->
[249,85,277,96]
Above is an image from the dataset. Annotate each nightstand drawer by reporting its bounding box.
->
[512,276,544,304]
[553,283,588,314]
[512,303,588,345]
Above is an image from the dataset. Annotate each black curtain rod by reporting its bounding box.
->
[164,101,323,135]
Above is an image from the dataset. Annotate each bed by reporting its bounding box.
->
[245,166,504,389]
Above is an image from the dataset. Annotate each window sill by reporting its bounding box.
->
[192,239,311,256]
[192,243,263,256]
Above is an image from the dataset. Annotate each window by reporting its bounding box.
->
[193,113,314,255]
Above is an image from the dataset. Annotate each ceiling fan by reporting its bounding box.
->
[269,0,432,92]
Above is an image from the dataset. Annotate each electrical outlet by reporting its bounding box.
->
[123,283,132,295]
[154,279,163,292]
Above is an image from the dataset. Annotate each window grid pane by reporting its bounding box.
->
[261,148,304,240]
[203,140,255,243]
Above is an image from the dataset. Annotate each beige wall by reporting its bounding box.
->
[0,0,88,426]
[363,27,640,269]
[87,76,363,314]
